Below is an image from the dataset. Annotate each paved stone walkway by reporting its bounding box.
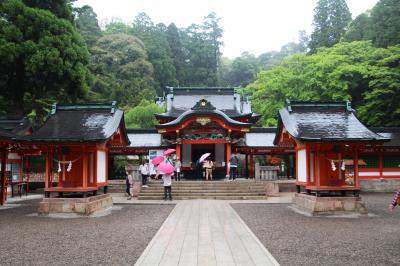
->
[135,200,279,266]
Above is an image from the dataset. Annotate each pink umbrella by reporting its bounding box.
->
[157,162,175,174]
[164,149,176,156]
[199,153,211,163]
[151,156,164,166]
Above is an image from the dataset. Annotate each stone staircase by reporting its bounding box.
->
[138,180,267,200]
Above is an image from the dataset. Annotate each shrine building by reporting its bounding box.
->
[1,87,400,206]
[110,87,296,179]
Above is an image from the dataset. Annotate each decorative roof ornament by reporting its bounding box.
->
[196,117,211,126]
[191,98,216,111]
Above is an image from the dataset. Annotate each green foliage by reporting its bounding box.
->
[23,0,74,21]
[74,5,102,47]
[90,33,156,107]
[131,13,177,93]
[0,0,91,120]
[219,32,309,87]
[103,20,130,34]
[342,12,373,42]
[246,41,400,127]
[369,0,400,48]
[167,23,186,85]
[125,100,164,128]
[309,0,352,53]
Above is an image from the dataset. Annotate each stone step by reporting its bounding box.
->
[139,189,266,193]
[138,191,265,196]
[138,195,267,200]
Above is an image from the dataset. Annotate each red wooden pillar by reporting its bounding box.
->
[245,154,248,178]
[250,154,254,178]
[379,151,383,178]
[176,144,182,161]
[226,143,231,177]
[354,146,359,188]
[1,149,8,205]
[45,152,50,190]
[82,151,88,189]
[25,156,30,193]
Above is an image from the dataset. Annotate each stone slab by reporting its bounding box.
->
[135,200,279,266]
[360,178,400,192]
[38,194,113,215]
[292,193,367,216]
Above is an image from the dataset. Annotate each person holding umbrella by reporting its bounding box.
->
[157,162,175,201]
[203,158,214,181]
[197,153,211,181]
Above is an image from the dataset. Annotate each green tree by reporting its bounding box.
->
[90,33,156,107]
[342,12,373,42]
[0,0,91,118]
[309,0,352,52]
[23,0,74,21]
[246,41,400,127]
[74,5,102,47]
[202,12,223,77]
[370,0,400,47]
[226,52,259,87]
[131,13,177,93]
[103,19,131,34]
[125,100,164,128]
[167,23,186,85]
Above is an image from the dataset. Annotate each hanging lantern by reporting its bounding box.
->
[57,162,61,173]
[341,160,346,171]
[67,161,72,172]
[331,160,336,171]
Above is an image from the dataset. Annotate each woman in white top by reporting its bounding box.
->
[139,160,150,187]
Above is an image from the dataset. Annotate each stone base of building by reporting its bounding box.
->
[292,193,367,216]
[360,178,400,192]
[38,194,112,215]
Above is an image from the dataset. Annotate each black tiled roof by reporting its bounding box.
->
[166,87,235,95]
[371,127,400,146]
[0,117,31,135]
[276,101,389,142]
[27,103,129,143]
[0,128,15,140]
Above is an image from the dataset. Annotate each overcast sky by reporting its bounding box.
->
[74,0,378,58]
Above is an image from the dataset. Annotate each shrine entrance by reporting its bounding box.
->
[180,143,227,180]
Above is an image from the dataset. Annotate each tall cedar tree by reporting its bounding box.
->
[309,0,352,53]
[0,0,91,119]
[74,5,102,47]
[131,13,177,94]
[370,0,400,48]
[166,23,186,86]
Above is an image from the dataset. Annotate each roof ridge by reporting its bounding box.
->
[51,101,117,114]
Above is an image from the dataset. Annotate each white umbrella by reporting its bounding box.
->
[199,153,211,163]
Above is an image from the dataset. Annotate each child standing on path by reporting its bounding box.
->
[126,170,134,200]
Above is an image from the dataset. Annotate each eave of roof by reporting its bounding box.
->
[275,100,390,143]
[156,109,253,129]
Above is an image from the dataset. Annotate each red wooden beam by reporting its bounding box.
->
[1,149,8,205]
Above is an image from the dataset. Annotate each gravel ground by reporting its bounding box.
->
[0,200,174,265]
[232,193,400,266]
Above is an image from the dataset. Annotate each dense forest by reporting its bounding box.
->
[0,0,399,127]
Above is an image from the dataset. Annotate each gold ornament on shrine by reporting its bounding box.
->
[196,117,211,126]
